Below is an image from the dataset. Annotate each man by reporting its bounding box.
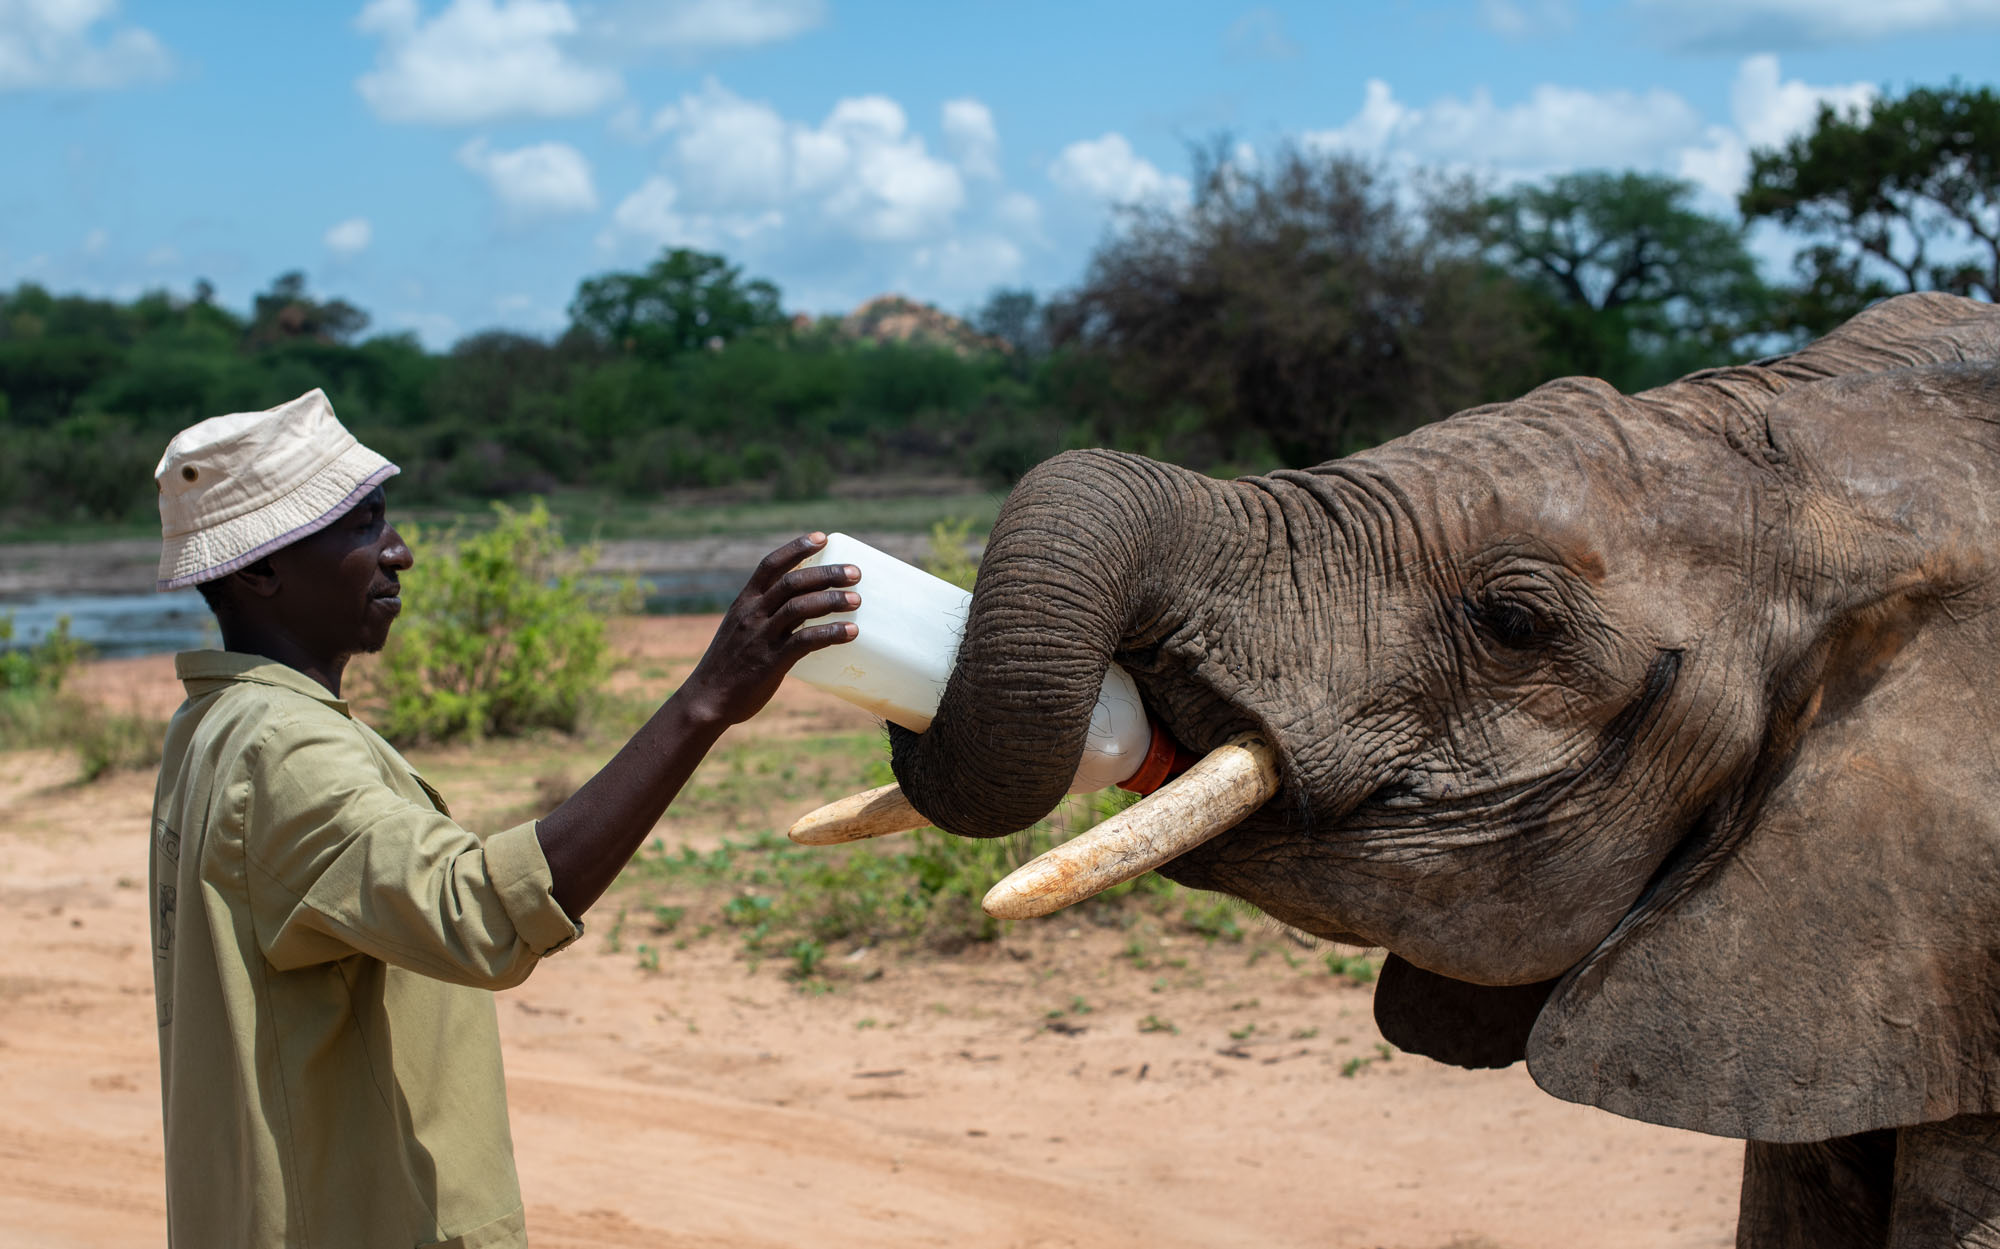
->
[146,388,860,1246]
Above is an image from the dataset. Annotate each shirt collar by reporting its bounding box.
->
[174,650,351,716]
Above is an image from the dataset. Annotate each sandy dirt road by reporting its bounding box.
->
[1,626,1743,1248]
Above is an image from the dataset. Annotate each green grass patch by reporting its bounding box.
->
[611,767,1237,981]
[0,612,163,780]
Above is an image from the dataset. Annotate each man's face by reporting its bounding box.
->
[265,486,414,659]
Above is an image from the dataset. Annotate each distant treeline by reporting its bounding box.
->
[4,83,1993,533]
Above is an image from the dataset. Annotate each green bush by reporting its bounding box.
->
[923,517,982,590]
[0,613,162,780]
[362,500,634,744]
[770,451,832,501]
[0,613,84,694]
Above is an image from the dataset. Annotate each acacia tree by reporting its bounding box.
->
[568,248,784,360]
[1742,84,2000,331]
[1482,171,1770,388]
[247,271,369,346]
[1050,146,1533,466]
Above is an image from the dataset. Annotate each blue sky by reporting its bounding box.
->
[3,0,1997,348]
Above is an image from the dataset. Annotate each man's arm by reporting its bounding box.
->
[534,533,859,919]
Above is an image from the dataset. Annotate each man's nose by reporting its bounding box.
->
[382,526,415,571]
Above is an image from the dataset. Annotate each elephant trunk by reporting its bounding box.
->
[891,449,1220,837]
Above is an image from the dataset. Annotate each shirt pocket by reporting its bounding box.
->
[410,772,453,818]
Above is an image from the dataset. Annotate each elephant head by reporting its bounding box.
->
[884,292,2000,1144]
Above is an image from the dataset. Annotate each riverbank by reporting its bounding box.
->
[0,527,981,655]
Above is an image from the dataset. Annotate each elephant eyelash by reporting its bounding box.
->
[1462,593,1560,651]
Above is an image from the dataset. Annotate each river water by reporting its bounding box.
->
[0,569,757,659]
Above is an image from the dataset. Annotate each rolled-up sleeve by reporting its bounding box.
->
[241,711,581,988]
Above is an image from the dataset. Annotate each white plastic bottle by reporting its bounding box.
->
[788,533,1155,794]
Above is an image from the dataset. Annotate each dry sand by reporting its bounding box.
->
[0,620,1743,1248]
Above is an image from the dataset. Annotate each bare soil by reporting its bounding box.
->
[0,619,1744,1248]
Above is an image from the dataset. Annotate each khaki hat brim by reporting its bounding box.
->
[157,445,399,590]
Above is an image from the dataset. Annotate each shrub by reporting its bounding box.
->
[923,517,981,590]
[361,500,634,744]
[0,613,162,780]
[771,451,832,501]
[0,613,85,694]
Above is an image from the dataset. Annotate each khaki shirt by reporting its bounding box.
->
[148,652,581,1248]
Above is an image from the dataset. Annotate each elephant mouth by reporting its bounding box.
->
[789,732,1287,917]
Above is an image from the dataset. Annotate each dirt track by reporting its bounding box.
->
[0,626,1744,1248]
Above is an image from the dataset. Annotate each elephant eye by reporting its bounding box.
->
[1465,593,1555,651]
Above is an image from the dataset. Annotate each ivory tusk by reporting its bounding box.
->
[982,732,1280,920]
[788,783,932,845]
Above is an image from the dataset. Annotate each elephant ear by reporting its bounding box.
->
[1528,382,2000,1143]
[1374,956,1559,1070]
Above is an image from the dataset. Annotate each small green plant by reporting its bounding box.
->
[635,943,661,972]
[786,938,826,980]
[1228,1023,1258,1041]
[650,904,686,932]
[855,1017,879,1030]
[363,500,636,745]
[1181,897,1246,942]
[0,615,161,780]
[1290,1026,1320,1041]
[923,517,981,590]
[604,906,628,953]
[1324,950,1379,985]
[1138,1014,1179,1035]
[74,710,164,780]
[1340,1042,1397,1078]
[0,614,84,695]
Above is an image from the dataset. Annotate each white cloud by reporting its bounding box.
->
[652,78,791,204]
[995,190,1042,233]
[598,174,784,251]
[1303,57,1877,207]
[1728,52,1875,148]
[1048,133,1190,207]
[639,80,967,243]
[80,226,107,255]
[457,137,599,217]
[355,0,619,125]
[908,234,1025,301]
[1226,7,1299,61]
[815,95,965,240]
[1675,56,1875,199]
[1307,78,1704,175]
[1477,0,1573,37]
[942,97,999,179]
[144,244,178,267]
[1637,0,2000,51]
[0,0,170,89]
[324,217,374,257]
[604,0,823,51]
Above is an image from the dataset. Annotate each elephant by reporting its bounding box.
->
[869,293,2000,1246]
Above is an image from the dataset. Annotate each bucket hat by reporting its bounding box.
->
[155,389,399,591]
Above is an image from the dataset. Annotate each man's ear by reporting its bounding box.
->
[232,557,281,600]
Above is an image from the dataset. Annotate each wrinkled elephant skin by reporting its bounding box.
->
[889,293,2000,1248]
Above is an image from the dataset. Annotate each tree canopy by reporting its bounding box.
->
[568,248,785,360]
[1742,83,2000,331]
[7,85,1999,537]
[1051,146,1533,466]
[1482,171,1770,387]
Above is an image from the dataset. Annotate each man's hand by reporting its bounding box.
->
[677,533,860,728]
[536,533,860,920]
